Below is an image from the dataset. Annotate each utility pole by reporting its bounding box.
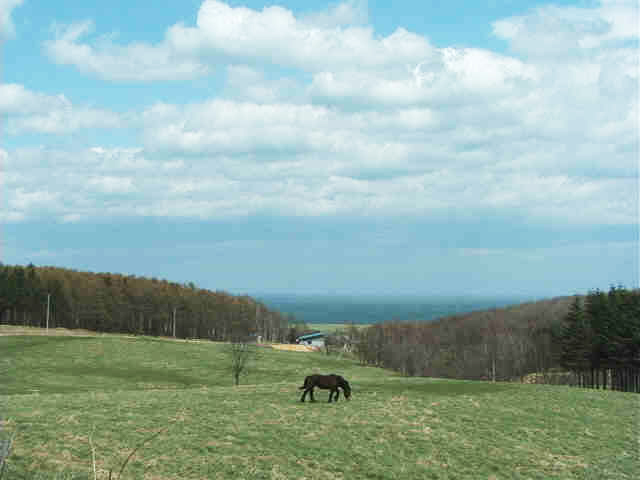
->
[172,307,177,338]
[46,293,51,332]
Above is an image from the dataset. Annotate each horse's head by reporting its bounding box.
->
[340,378,351,400]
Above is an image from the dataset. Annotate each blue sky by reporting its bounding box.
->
[1,0,638,297]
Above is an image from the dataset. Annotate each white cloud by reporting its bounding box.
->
[0,0,22,38]
[10,189,58,209]
[8,107,122,134]
[173,1,433,72]
[224,65,304,103]
[307,47,538,108]
[45,20,210,81]
[302,0,368,28]
[44,1,433,81]
[3,118,636,225]
[140,100,333,154]
[0,83,67,114]
[87,176,135,194]
[492,0,639,56]
[0,83,123,134]
[6,0,636,229]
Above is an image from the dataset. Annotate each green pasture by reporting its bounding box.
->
[0,330,637,479]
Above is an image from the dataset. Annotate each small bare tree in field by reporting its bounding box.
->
[228,335,256,386]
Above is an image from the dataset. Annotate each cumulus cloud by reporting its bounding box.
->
[307,47,539,110]
[302,0,368,28]
[6,0,636,228]
[0,0,22,38]
[492,0,639,56]
[3,117,636,225]
[0,83,123,134]
[170,0,433,71]
[2,147,149,222]
[223,65,305,103]
[44,20,210,81]
[43,0,432,80]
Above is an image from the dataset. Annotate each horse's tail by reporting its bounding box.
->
[299,376,310,390]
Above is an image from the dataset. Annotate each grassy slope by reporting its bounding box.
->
[1,330,638,479]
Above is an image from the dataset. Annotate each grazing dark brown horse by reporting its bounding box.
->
[299,374,351,403]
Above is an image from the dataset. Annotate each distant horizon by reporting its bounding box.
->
[251,290,550,303]
[1,259,608,302]
[252,290,550,325]
[250,288,569,298]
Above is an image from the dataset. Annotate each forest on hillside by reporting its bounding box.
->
[343,295,571,380]
[2,263,638,392]
[0,263,299,343]
[342,287,639,393]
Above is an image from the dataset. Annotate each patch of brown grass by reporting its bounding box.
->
[270,344,315,352]
[0,325,98,337]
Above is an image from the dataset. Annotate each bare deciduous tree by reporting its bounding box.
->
[228,340,255,386]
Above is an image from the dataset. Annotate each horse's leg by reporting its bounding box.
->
[335,388,340,401]
[310,387,316,402]
[301,387,311,402]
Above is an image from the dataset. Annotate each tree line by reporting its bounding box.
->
[559,287,639,392]
[338,287,638,393]
[345,296,568,381]
[0,263,305,343]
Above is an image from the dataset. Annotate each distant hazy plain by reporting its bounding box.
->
[257,294,532,325]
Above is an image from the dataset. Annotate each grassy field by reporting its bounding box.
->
[1,328,638,479]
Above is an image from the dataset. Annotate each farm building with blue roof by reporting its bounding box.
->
[296,332,326,348]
